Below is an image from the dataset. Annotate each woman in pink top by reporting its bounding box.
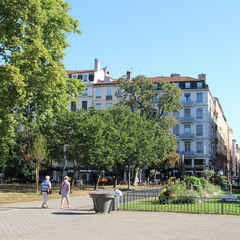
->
[60,176,71,209]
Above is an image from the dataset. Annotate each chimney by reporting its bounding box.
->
[103,66,107,76]
[94,58,100,72]
[198,73,206,81]
[127,71,131,80]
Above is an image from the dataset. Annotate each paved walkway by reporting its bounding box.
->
[0,195,240,240]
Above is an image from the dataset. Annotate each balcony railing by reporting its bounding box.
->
[182,100,194,106]
[180,151,195,156]
[106,95,112,100]
[180,133,195,139]
[180,117,194,122]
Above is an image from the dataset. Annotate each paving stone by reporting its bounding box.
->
[0,195,240,240]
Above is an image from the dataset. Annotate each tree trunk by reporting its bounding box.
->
[132,168,139,186]
[153,169,157,183]
[113,167,119,188]
[139,168,142,185]
[35,166,39,194]
[95,170,103,190]
[71,162,80,192]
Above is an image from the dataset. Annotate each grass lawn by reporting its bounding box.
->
[0,183,147,205]
[120,189,240,215]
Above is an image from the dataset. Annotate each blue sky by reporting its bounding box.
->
[64,0,240,144]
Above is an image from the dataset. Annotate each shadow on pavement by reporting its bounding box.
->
[0,207,40,210]
[52,211,95,215]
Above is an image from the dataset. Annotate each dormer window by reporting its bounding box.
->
[185,82,190,88]
[104,76,110,82]
[197,82,202,88]
[83,74,88,81]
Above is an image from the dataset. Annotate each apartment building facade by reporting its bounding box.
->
[65,59,239,180]
[66,59,111,112]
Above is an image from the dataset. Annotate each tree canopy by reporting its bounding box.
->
[0,0,85,167]
[116,75,183,171]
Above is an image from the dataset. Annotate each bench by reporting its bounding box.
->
[219,195,238,202]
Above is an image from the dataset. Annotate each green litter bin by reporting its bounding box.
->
[89,190,115,213]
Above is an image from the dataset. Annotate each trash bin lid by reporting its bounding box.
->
[89,190,115,198]
[89,190,115,195]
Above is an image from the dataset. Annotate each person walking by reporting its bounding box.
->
[60,176,71,209]
[40,175,51,209]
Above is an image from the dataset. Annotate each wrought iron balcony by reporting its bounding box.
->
[106,95,112,100]
[180,133,195,139]
[180,117,194,122]
[182,100,194,106]
[181,151,195,156]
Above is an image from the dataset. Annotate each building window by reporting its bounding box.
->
[196,108,203,119]
[184,108,191,117]
[197,82,202,88]
[173,125,179,136]
[106,89,112,100]
[185,82,190,88]
[117,88,123,97]
[196,125,203,136]
[184,124,191,133]
[82,88,88,96]
[71,101,76,112]
[78,74,82,80]
[89,73,94,81]
[184,93,191,102]
[107,89,112,96]
[197,93,203,103]
[83,74,88,81]
[96,89,101,98]
[106,103,111,109]
[82,101,87,111]
[95,103,101,110]
[104,76,110,82]
[197,142,203,153]
[185,141,191,152]
[72,74,77,78]
[194,159,203,165]
[175,82,179,87]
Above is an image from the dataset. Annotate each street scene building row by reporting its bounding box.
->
[59,59,239,182]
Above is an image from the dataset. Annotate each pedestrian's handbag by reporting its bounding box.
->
[47,188,52,194]
[59,189,61,195]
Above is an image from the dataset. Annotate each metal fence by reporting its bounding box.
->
[119,190,240,215]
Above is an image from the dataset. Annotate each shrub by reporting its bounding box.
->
[213,172,228,189]
[184,176,202,193]
[199,178,208,189]
[169,177,177,183]
[171,190,199,204]
[202,169,215,180]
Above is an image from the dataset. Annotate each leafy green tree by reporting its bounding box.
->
[3,131,31,182]
[117,75,182,123]
[106,106,157,187]
[0,0,84,167]
[31,133,49,193]
[203,169,215,180]
[117,75,183,175]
